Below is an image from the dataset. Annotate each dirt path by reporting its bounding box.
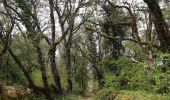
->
[82,80,94,100]
[82,92,94,100]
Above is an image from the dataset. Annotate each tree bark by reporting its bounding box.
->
[36,44,49,87]
[87,29,104,88]
[49,46,62,93]
[144,0,170,52]
[48,0,62,94]
[64,38,73,91]
[8,48,53,100]
[8,49,35,87]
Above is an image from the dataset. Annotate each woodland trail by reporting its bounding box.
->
[82,92,94,100]
[82,80,94,100]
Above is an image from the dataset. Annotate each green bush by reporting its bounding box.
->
[102,56,148,91]
[101,53,170,93]
[0,53,26,84]
[95,89,170,100]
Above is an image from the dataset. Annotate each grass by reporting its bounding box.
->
[21,70,170,100]
[29,92,85,100]
[54,93,83,100]
[95,89,170,100]
[117,90,170,100]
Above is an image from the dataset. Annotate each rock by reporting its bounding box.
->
[1,86,18,100]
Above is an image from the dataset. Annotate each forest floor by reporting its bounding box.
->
[82,92,94,100]
[82,80,94,100]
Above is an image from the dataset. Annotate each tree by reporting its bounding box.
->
[0,7,14,61]
[86,27,105,88]
[53,0,90,91]
[144,0,170,53]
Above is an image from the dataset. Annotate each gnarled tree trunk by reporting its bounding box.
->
[48,0,62,94]
[144,0,170,53]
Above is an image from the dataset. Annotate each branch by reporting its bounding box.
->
[99,32,159,49]
[74,43,91,61]
[54,0,86,46]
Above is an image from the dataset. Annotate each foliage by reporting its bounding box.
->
[73,56,89,90]
[0,0,170,99]
[0,53,26,84]
[101,56,148,91]
[101,52,170,93]
[152,53,170,94]
[95,89,170,100]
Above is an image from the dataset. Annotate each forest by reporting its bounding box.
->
[0,0,170,100]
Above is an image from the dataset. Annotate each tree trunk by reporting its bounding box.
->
[145,12,154,88]
[36,45,49,88]
[87,29,105,88]
[43,89,53,100]
[49,45,62,94]
[48,0,62,94]
[93,65,105,88]
[8,49,53,100]
[144,0,170,53]
[65,44,72,91]
[64,28,73,91]
[8,49,35,87]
